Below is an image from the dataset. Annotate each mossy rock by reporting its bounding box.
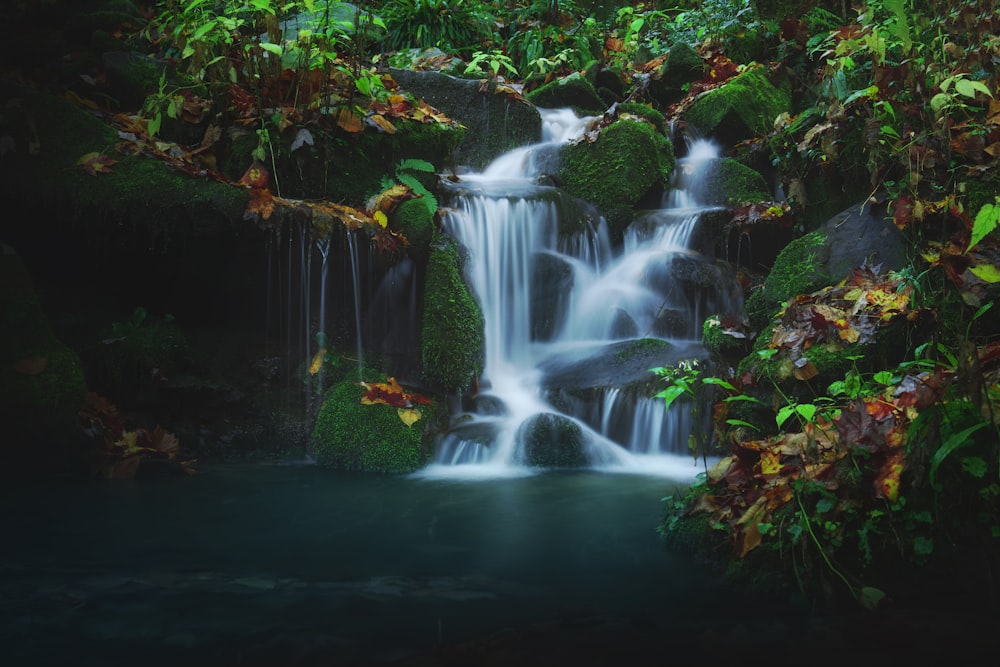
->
[420,233,485,393]
[617,102,666,134]
[517,413,588,467]
[392,197,436,265]
[557,118,675,241]
[683,67,790,146]
[702,315,749,358]
[687,158,771,207]
[745,231,827,331]
[390,68,540,170]
[0,247,87,456]
[311,379,434,473]
[648,41,707,107]
[526,72,606,116]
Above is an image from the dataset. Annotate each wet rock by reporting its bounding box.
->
[391,68,542,170]
[526,72,606,116]
[517,413,588,467]
[531,252,575,341]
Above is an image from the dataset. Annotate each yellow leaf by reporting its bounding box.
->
[374,210,388,228]
[309,347,326,375]
[397,408,421,427]
[838,326,861,343]
[759,450,782,475]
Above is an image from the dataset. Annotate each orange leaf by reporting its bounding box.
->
[238,161,270,189]
[367,113,396,134]
[245,188,275,220]
[336,108,364,133]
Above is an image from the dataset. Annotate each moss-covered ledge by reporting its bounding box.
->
[1,87,249,238]
[682,66,791,146]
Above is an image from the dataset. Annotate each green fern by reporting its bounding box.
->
[396,160,438,216]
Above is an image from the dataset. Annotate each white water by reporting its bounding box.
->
[418,110,733,480]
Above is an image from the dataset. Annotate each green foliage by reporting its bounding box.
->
[465,49,518,80]
[420,233,485,393]
[377,0,495,59]
[387,158,439,217]
[311,379,430,473]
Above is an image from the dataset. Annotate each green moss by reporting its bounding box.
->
[684,66,791,141]
[420,233,485,393]
[746,232,827,331]
[311,380,432,473]
[558,118,675,240]
[713,159,771,205]
[519,413,588,467]
[3,88,248,236]
[526,72,606,115]
[0,264,87,449]
[393,197,436,264]
[617,102,666,133]
[702,316,747,357]
[615,337,671,363]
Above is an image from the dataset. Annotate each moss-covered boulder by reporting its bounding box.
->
[682,157,771,207]
[311,379,434,473]
[683,67,791,146]
[391,68,540,170]
[420,233,485,394]
[518,413,588,467]
[526,72,606,116]
[745,201,909,332]
[617,102,666,133]
[744,231,827,332]
[392,197,437,266]
[648,41,707,108]
[557,118,675,240]
[0,246,87,460]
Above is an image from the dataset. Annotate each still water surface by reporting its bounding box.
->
[1,464,993,666]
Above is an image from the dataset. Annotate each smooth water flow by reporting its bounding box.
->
[423,111,732,479]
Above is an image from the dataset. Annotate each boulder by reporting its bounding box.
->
[526,71,607,116]
[557,118,675,240]
[682,67,790,146]
[517,413,588,467]
[391,68,542,170]
[648,42,707,107]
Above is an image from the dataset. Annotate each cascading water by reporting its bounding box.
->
[420,109,738,479]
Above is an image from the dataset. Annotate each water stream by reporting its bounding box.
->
[424,109,735,478]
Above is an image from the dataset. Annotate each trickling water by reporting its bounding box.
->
[421,110,737,479]
[346,232,364,379]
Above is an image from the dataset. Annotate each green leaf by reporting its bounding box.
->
[970,264,1000,283]
[858,586,886,610]
[776,405,796,429]
[702,377,737,391]
[655,384,687,410]
[961,456,988,478]
[967,201,1000,253]
[260,42,283,56]
[192,19,217,41]
[929,423,988,490]
[726,419,760,431]
[955,78,992,99]
[873,371,894,385]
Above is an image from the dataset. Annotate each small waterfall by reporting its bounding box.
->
[420,110,735,478]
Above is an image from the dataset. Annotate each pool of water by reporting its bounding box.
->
[1,463,994,666]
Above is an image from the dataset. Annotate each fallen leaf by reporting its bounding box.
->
[77,151,117,175]
[397,408,421,426]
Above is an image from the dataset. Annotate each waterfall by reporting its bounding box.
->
[419,109,734,479]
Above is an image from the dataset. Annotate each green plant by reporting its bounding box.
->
[377,0,495,60]
[465,49,518,80]
[380,158,438,217]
